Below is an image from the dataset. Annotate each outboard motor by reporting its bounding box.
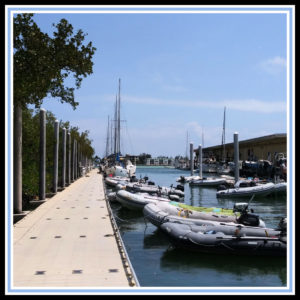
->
[276,217,287,242]
[130,176,138,182]
[277,217,287,233]
[234,202,260,227]
[217,184,227,191]
[176,184,184,192]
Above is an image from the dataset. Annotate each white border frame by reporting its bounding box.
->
[5,5,295,295]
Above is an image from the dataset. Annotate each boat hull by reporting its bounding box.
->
[160,222,286,256]
[143,201,240,226]
[116,190,170,210]
[216,182,275,198]
[143,201,266,229]
[189,178,227,186]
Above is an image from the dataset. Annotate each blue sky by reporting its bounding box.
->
[15,7,289,158]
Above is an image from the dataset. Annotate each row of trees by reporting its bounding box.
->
[13,13,97,214]
[22,108,95,208]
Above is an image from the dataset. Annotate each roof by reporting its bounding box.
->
[200,133,287,151]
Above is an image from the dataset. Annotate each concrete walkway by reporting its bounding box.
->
[13,169,135,288]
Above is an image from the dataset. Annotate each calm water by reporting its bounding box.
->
[108,166,287,288]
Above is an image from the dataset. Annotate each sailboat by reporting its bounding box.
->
[104,79,136,178]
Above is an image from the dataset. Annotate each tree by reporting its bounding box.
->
[14,13,96,108]
[13,13,96,213]
[138,153,151,164]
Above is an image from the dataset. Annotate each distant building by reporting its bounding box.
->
[145,157,174,166]
[197,133,286,163]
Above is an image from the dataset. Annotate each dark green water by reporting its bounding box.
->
[109,166,287,287]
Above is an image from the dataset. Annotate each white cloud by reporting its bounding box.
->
[151,72,187,92]
[120,95,286,114]
[259,56,287,75]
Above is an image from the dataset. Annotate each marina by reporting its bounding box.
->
[7,6,295,296]
[105,166,287,287]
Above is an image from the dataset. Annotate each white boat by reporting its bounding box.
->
[103,79,136,178]
[216,180,275,198]
[202,162,218,173]
[105,176,130,187]
[115,190,171,210]
[189,176,227,187]
[105,159,136,178]
[124,182,185,198]
[216,163,234,175]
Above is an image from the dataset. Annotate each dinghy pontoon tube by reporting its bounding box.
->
[160,219,286,256]
[143,201,266,228]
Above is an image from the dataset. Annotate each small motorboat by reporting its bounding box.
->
[124,182,185,198]
[189,177,227,187]
[104,176,130,187]
[160,219,286,256]
[176,175,201,183]
[143,201,266,228]
[115,190,171,210]
[216,180,275,198]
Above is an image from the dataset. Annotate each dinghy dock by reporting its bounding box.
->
[12,168,139,288]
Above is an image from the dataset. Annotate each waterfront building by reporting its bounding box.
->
[198,133,286,163]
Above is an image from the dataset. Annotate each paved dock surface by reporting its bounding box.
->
[13,169,133,287]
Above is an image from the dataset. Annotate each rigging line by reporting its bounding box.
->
[125,121,135,156]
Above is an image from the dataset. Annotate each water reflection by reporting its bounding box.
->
[160,248,287,287]
[143,228,170,249]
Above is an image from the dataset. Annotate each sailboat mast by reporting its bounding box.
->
[114,96,117,155]
[105,115,110,157]
[110,118,113,155]
[185,131,189,161]
[117,78,121,156]
[222,106,226,162]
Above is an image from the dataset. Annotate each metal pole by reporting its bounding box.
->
[72,138,75,181]
[77,143,80,177]
[53,120,59,193]
[198,144,202,179]
[13,104,22,214]
[234,132,240,183]
[67,132,71,185]
[39,108,46,200]
[74,140,77,179]
[190,142,194,176]
[62,128,66,188]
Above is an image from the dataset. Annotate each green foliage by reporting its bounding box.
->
[138,153,152,164]
[22,108,95,201]
[14,13,96,202]
[22,108,40,200]
[13,13,96,109]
